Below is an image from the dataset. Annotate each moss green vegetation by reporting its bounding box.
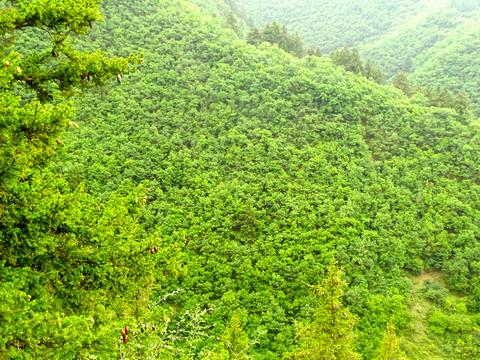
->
[288,260,361,360]
[360,7,469,78]
[2,0,480,358]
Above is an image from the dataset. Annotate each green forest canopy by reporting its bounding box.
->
[2,0,480,359]
[235,0,480,113]
[234,0,433,52]
[59,0,480,358]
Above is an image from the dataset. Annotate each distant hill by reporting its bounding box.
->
[408,12,480,110]
[235,0,433,52]
[5,0,480,358]
[236,0,480,112]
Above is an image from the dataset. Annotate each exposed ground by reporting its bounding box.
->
[400,271,450,360]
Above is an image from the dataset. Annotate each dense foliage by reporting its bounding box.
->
[3,0,480,359]
[362,8,480,114]
[288,260,361,360]
[0,0,180,358]
[330,46,384,85]
[246,22,309,58]
[236,0,480,113]
[361,7,467,78]
[37,0,480,358]
[235,0,432,53]
[407,13,480,114]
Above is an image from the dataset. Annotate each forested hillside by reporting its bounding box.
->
[360,6,477,78]
[3,0,480,359]
[407,13,480,112]
[236,0,480,113]
[362,6,480,114]
[234,0,433,52]
[55,0,480,358]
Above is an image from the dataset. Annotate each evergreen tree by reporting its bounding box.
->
[249,22,306,57]
[331,46,365,75]
[246,27,262,46]
[374,318,403,360]
[392,71,412,96]
[426,87,455,109]
[371,65,385,85]
[365,59,375,78]
[222,310,251,359]
[307,47,322,56]
[402,55,413,73]
[245,16,255,27]
[287,32,306,58]
[225,11,242,37]
[453,92,472,115]
[350,48,365,74]
[364,59,385,84]
[331,46,352,70]
[0,0,174,357]
[436,87,455,108]
[262,22,288,49]
[288,259,361,360]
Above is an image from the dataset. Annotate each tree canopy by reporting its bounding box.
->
[0,0,178,358]
[46,0,480,358]
[2,0,480,359]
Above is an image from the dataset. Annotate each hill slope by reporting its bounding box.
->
[408,13,480,110]
[360,6,468,77]
[235,0,435,53]
[236,0,480,112]
[46,0,480,358]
